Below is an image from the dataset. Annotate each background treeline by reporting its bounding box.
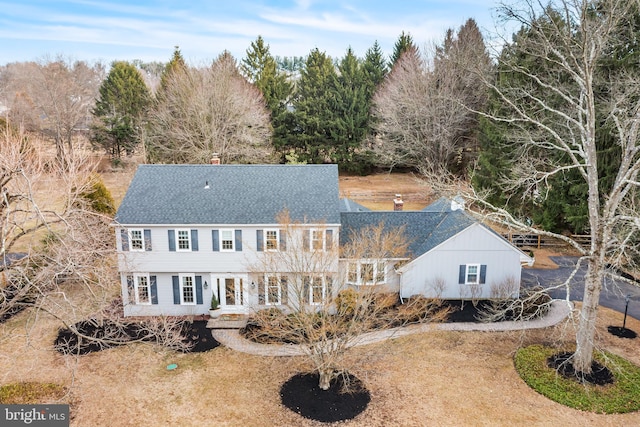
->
[1,5,638,236]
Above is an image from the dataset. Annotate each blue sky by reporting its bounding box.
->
[0,0,503,65]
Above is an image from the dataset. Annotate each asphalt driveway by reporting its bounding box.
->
[522,256,640,321]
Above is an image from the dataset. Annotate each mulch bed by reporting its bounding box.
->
[280,372,370,423]
[547,352,614,386]
[54,319,219,355]
[607,326,637,339]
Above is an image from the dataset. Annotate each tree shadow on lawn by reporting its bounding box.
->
[54,319,219,355]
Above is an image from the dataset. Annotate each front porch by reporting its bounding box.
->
[207,311,248,329]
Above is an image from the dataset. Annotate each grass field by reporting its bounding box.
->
[1,300,639,426]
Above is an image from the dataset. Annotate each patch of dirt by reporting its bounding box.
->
[547,352,614,386]
[280,372,370,423]
[339,172,432,211]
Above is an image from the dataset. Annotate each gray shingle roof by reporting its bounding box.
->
[339,198,371,212]
[340,210,476,257]
[115,164,341,225]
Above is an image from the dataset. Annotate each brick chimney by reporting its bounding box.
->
[210,153,221,165]
[393,194,404,211]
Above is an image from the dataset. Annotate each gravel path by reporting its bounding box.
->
[211,299,572,357]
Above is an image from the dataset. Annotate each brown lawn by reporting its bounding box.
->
[1,302,639,426]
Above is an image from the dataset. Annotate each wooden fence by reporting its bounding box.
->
[502,233,590,249]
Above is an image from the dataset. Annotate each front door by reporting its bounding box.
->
[223,277,244,306]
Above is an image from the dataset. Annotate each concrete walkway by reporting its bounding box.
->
[211,299,572,357]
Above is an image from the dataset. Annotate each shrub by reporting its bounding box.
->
[335,288,358,317]
[77,173,116,215]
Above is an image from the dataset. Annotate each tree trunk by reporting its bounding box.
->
[573,256,605,374]
[318,368,334,391]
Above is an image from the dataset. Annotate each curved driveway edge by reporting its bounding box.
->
[210,299,573,357]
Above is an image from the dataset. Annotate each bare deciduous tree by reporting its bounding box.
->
[0,123,188,352]
[2,58,104,164]
[465,0,640,374]
[247,212,448,390]
[371,19,491,175]
[147,51,273,164]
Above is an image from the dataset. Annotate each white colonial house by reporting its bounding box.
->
[114,163,533,317]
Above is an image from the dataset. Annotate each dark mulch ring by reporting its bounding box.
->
[280,372,370,423]
[54,319,219,355]
[607,325,637,339]
[547,352,614,386]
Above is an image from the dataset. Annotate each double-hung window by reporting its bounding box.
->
[265,275,281,305]
[135,274,150,304]
[220,229,234,251]
[304,275,330,305]
[465,264,480,284]
[181,274,195,304]
[311,229,323,251]
[177,229,191,251]
[265,229,279,251]
[129,229,144,251]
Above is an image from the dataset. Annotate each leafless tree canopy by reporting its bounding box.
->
[1,57,104,163]
[0,124,187,352]
[248,212,448,390]
[146,52,274,164]
[371,19,491,176]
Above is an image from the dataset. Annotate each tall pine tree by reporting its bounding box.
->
[241,36,294,158]
[91,61,150,159]
[290,49,338,163]
[329,47,369,171]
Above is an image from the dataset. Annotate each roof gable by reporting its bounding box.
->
[115,164,341,225]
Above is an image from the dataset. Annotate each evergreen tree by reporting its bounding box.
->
[158,46,187,95]
[91,61,150,159]
[362,41,388,101]
[290,49,338,163]
[241,36,294,158]
[329,47,369,171]
[390,31,417,67]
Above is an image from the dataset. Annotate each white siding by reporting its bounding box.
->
[117,225,341,316]
[399,224,523,300]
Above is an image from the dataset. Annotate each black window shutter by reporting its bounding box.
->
[235,230,243,251]
[281,276,288,304]
[121,229,129,251]
[303,230,310,251]
[326,229,333,249]
[195,276,203,304]
[172,276,180,304]
[191,229,199,251]
[256,230,264,252]
[144,229,152,251]
[212,230,219,251]
[150,275,158,304]
[258,277,265,304]
[126,275,134,302]
[302,278,310,304]
[458,265,466,284]
[280,230,286,251]
[168,230,176,251]
[480,265,487,284]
